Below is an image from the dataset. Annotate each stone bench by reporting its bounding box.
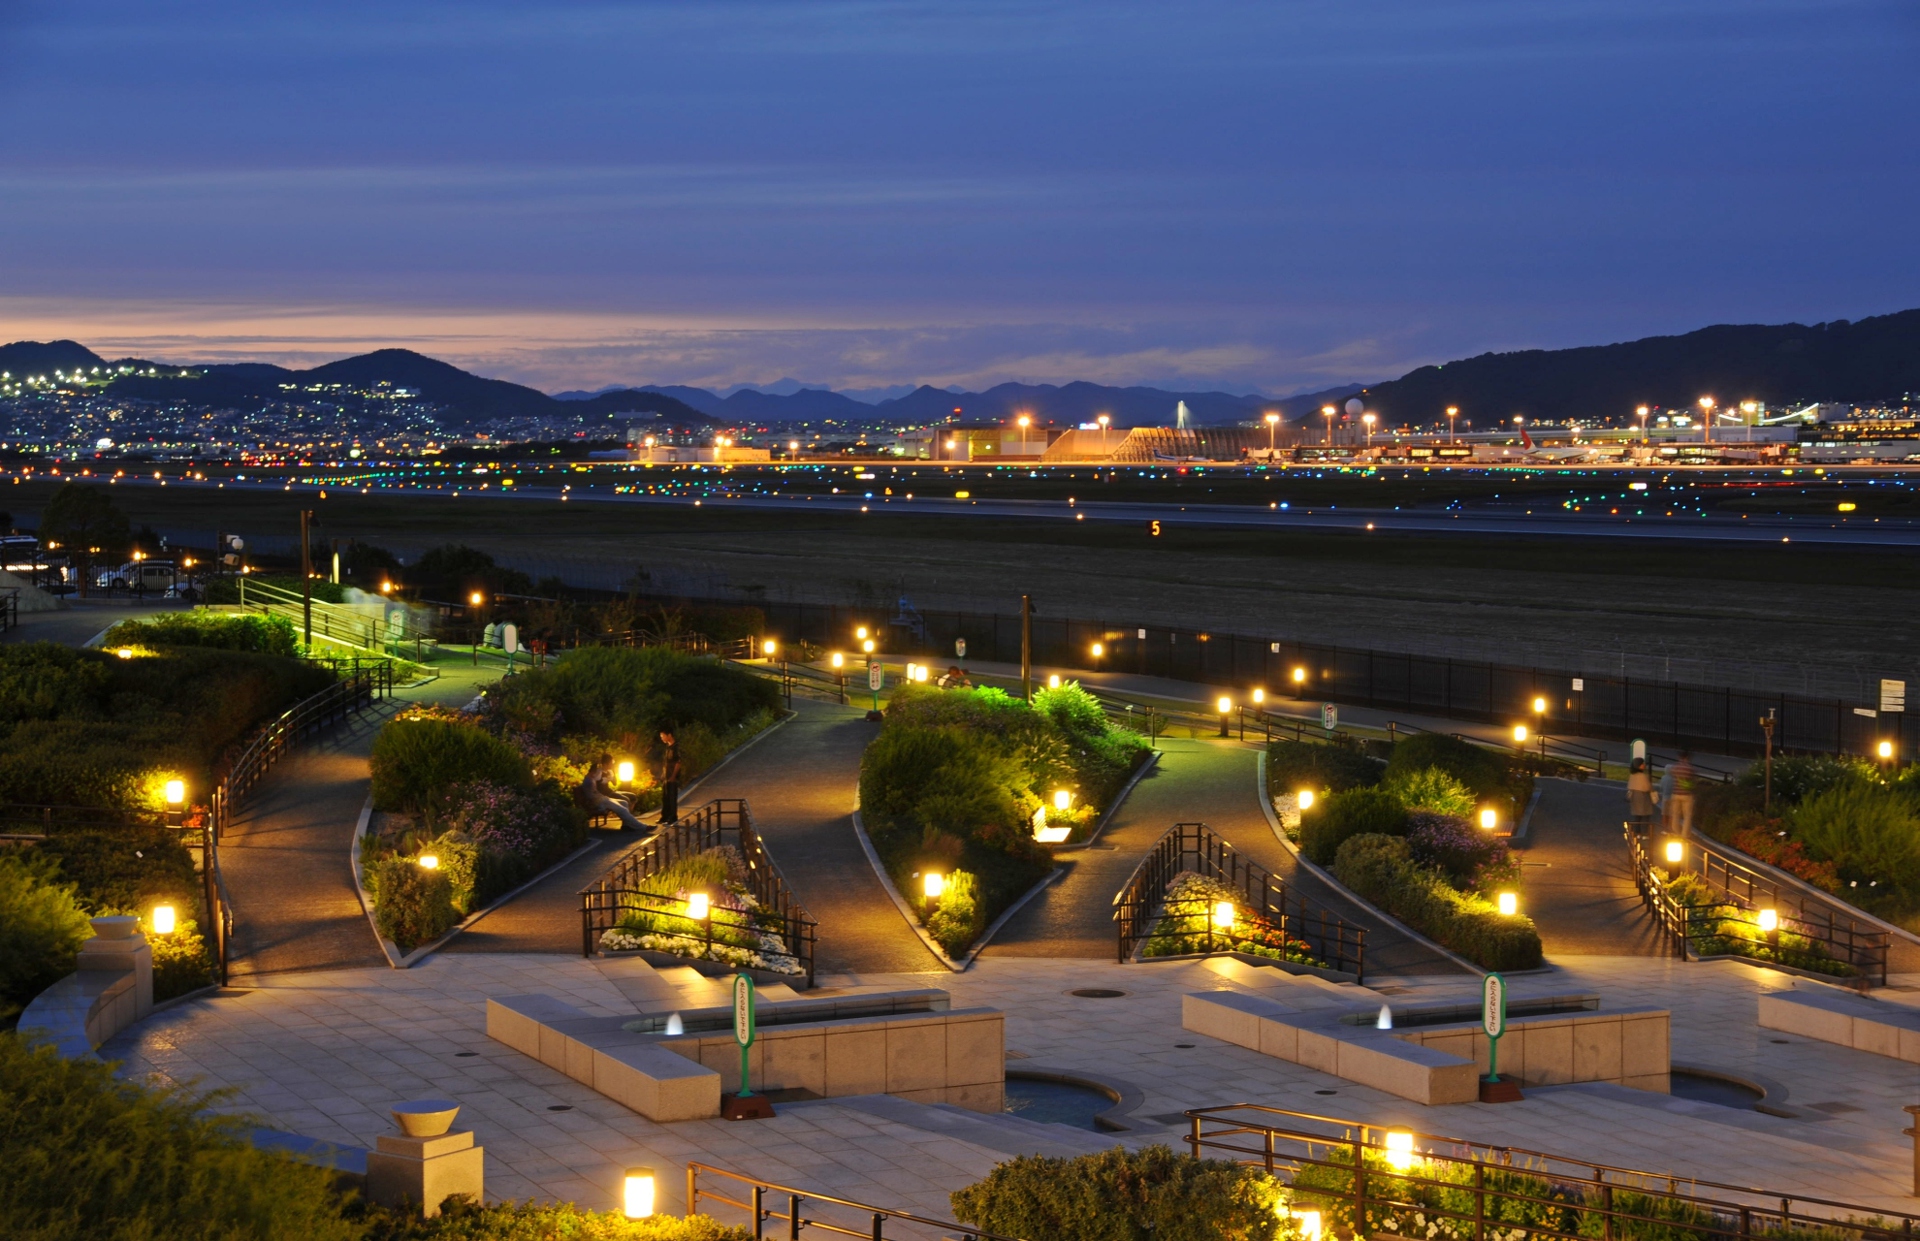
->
[18,916,153,1061]
[1183,990,1669,1105]
[1759,987,1920,1062]
[488,988,1004,1122]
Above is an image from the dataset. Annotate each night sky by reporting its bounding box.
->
[1,1,1915,395]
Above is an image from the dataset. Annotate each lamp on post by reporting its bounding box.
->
[1698,396,1715,445]
[1321,404,1336,446]
[1097,413,1110,457]
[1216,696,1232,738]
[1264,411,1280,459]
[1361,412,1376,450]
[1446,406,1458,444]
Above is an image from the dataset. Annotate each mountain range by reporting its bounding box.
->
[5,306,1916,432]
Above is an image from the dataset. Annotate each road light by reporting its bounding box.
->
[762,638,778,657]
[855,625,869,641]
[1698,395,1715,445]
[1446,406,1459,444]
[624,1168,657,1219]
[1017,413,1032,456]
[1361,412,1376,448]
[1291,666,1307,688]
[1217,695,1232,737]
[1054,790,1073,812]
[861,638,876,654]
[1532,696,1547,716]
[1637,405,1650,442]
[1097,413,1110,456]
[1264,411,1280,458]
[829,651,845,668]
[469,591,483,607]
[1321,405,1336,446]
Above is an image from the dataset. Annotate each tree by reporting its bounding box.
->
[36,483,130,598]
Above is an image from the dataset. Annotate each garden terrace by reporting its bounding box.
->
[1116,821,1368,978]
[580,798,817,984]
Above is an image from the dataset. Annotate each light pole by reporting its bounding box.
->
[1017,414,1031,457]
[1361,412,1376,450]
[1097,413,1110,458]
[1698,396,1715,445]
[1264,411,1280,459]
[1637,405,1650,442]
[1321,404,1336,446]
[1446,406,1458,444]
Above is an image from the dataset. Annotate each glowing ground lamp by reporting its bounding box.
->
[418,854,440,870]
[1296,789,1315,811]
[623,1167,656,1219]
[1664,839,1685,865]
[116,647,135,659]
[150,904,177,935]
[1478,807,1497,830]
[923,872,945,901]
[855,625,870,642]
[469,591,483,607]
[1512,724,1529,745]
[1217,695,1233,737]
[163,779,186,807]
[1053,789,1073,812]
[616,760,635,786]
[1251,687,1265,706]
[1047,673,1061,689]
[686,892,711,921]
[1757,908,1779,933]
[1384,1130,1416,1172]
[762,638,778,657]
[830,652,844,669]
[1211,900,1235,930]
[861,639,876,654]
[1090,641,1104,659]
[1291,666,1307,687]
[1497,891,1518,917]
[1880,740,1896,760]
[1291,1210,1323,1241]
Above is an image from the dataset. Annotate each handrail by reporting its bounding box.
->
[688,1162,1026,1241]
[1114,821,1367,979]
[1183,1102,1920,1239]
[579,798,817,985]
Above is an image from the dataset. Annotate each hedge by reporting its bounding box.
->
[1333,833,1542,971]
[0,854,94,1024]
[101,612,300,657]
[364,1199,755,1241]
[1298,786,1407,865]
[370,716,532,816]
[366,858,458,951]
[1267,740,1383,798]
[951,1145,1285,1241]
[1383,731,1532,821]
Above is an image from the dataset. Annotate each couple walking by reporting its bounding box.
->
[1627,750,1696,834]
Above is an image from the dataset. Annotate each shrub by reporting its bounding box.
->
[0,854,94,1022]
[1385,732,1508,796]
[951,1145,1285,1241]
[1268,740,1383,797]
[1298,786,1407,865]
[371,715,531,816]
[1334,833,1542,971]
[363,1199,755,1241]
[0,1033,359,1241]
[1749,754,1878,806]
[1384,766,1476,818]
[1405,811,1516,892]
[1787,781,1920,912]
[101,612,300,657]
[36,828,199,916]
[925,869,982,957]
[368,858,457,951]
[1140,872,1323,966]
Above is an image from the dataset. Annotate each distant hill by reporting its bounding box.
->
[0,339,114,378]
[1363,309,1920,423]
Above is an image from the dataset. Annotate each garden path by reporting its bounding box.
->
[454,697,943,976]
[984,736,1465,976]
[1517,777,1667,958]
[222,666,494,979]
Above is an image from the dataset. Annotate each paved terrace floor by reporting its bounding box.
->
[104,952,1920,1222]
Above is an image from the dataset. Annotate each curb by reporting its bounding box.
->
[961,866,1066,965]
[1254,750,1492,978]
[1051,750,1160,853]
[1511,786,1544,846]
[850,808,966,971]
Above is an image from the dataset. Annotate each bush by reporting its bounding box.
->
[1787,781,1920,913]
[1404,811,1516,892]
[1334,833,1542,971]
[1268,739,1383,797]
[925,869,982,958]
[364,1199,755,1241]
[951,1145,1284,1241]
[483,645,777,755]
[1384,766,1476,818]
[368,858,458,951]
[0,854,94,1023]
[371,715,531,816]
[102,612,300,657]
[1384,731,1533,821]
[1298,786,1407,866]
[438,780,587,907]
[1749,754,1878,806]
[36,828,199,916]
[0,1033,359,1241]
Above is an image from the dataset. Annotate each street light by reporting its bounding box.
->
[686,892,711,920]
[1479,808,1498,830]
[1291,666,1307,689]
[1211,900,1235,930]
[923,872,945,900]
[1698,395,1715,445]
[1384,1131,1416,1172]
[1880,740,1895,761]
[1756,908,1779,933]
[469,591,483,607]
[1446,406,1459,443]
[1296,789,1315,810]
[1017,414,1032,456]
[762,638,778,657]
[1321,404,1336,446]
[616,760,635,786]
[1090,641,1104,659]
[1361,412,1376,448]
[1097,413,1110,457]
[1512,724,1529,745]
[1664,839,1685,865]
[1532,696,1547,717]
[829,652,845,669]
[163,779,186,806]
[151,904,176,935]
[418,854,440,870]
[1251,687,1265,706]
[861,638,876,654]
[623,1168,657,1219]
[1264,411,1280,458]
[1637,405,1650,442]
[1217,695,1232,737]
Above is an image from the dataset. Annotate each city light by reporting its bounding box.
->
[623,1168,657,1219]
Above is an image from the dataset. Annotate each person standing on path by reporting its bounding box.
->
[1665,751,1696,834]
[658,729,681,824]
[1626,757,1655,827]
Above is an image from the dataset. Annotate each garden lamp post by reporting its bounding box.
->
[1217,696,1232,738]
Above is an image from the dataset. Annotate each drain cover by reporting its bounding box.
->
[546,1105,573,1112]
[454,1051,479,1058]
[1070,988,1127,998]
[1314,1089,1338,1095]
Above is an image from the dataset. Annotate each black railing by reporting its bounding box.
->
[626,592,1910,760]
[1,588,17,632]
[1185,1103,1920,1241]
[1114,821,1367,979]
[208,664,389,839]
[1626,825,1887,988]
[688,1163,1025,1241]
[579,798,817,985]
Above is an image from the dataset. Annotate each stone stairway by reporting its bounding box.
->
[593,955,806,1014]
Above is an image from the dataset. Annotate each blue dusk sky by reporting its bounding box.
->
[0,0,1915,394]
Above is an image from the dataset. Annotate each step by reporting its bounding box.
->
[810,1093,1118,1159]
[594,957,683,1012]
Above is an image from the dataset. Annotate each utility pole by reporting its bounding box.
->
[1020,594,1033,702]
[1760,708,1777,812]
[299,509,314,647]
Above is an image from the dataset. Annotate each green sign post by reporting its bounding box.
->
[722,973,774,1120]
[1479,972,1521,1102]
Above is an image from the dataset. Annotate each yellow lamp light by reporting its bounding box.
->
[1297,789,1315,811]
[1879,740,1895,760]
[1217,696,1232,714]
[623,1167,656,1219]
[855,625,869,641]
[862,639,876,653]
[916,665,930,682]
[1048,673,1061,689]
[418,854,440,870]
[469,591,483,606]
[1211,900,1235,930]
[1497,891,1518,916]
[1054,790,1072,812]
[1478,807,1497,830]
[830,652,845,668]
[379,580,393,594]
[163,779,186,806]
[923,872,945,900]
[762,639,778,656]
[116,647,135,659]
[1252,688,1265,705]
[1292,1209,1323,1241]
[1512,724,1528,744]
[1532,696,1547,714]
[1384,1130,1416,1172]
[616,760,635,786]
[151,904,176,935]
[686,892,711,920]
[1291,666,1306,684]
[905,662,919,682]
[1757,908,1779,933]
[1664,839,1684,865]
[1091,642,1104,658]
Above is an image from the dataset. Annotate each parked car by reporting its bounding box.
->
[95,559,177,593]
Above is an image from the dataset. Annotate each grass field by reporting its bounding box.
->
[7,475,1915,696]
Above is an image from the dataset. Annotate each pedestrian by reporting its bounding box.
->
[658,729,681,825]
[1626,756,1654,826]
[1667,750,1697,835]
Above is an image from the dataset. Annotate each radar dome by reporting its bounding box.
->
[1344,398,1364,417]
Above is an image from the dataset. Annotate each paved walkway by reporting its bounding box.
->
[987,736,1462,976]
[1521,778,1666,958]
[221,666,494,979]
[0,599,192,647]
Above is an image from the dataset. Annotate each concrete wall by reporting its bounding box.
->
[1759,988,1920,1062]
[18,918,154,1061]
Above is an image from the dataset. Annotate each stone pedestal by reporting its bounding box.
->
[78,915,152,1023]
[365,1131,485,1216]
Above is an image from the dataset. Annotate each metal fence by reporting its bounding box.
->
[1625,824,1887,988]
[642,593,1909,761]
[688,1162,1023,1241]
[1114,821,1368,979]
[1184,1103,1920,1241]
[579,798,817,985]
